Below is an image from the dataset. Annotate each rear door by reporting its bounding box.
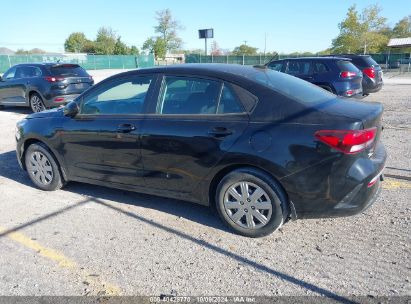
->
[285,60,314,83]
[140,75,250,198]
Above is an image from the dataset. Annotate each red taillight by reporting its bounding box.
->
[45,76,64,82]
[363,67,375,79]
[340,71,357,78]
[54,97,65,102]
[346,90,354,96]
[315,127,377,154]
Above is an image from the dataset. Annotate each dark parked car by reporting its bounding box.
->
[267,57,363,98]
[15,64,386,237]
[330,54,383,95]
[0,63,93,112]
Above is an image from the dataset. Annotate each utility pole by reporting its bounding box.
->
[243,40,247,46]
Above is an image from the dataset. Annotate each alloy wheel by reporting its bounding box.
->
[30,95,45,112]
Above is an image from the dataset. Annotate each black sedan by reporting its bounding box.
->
[15,64,386,237]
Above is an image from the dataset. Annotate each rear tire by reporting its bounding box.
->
[215,168,287,237]
[29,93,45,113]
[321,86,334,93]
[24,143,64,191]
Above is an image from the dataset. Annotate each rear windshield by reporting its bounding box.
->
[336,60,359,72]
[246,68,335,104]
[351,56,379,67]
[363,56,379,67]
[49,65,89,77]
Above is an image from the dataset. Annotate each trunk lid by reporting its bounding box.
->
[318,98,384,154]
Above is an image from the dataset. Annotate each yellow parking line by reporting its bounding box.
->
[0,226,121,295]
[383,178,411,190]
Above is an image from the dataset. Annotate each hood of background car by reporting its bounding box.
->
[26,107,64,119]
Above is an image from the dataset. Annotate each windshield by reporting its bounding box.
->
[49,65,89,77]
[246,68,335,104]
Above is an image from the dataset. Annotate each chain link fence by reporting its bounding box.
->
[0,54,155,73]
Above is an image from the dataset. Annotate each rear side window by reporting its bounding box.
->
[157,76,222,115]
[217,84,244,114]
[247,69,335,104]
[286,61,311,75]
[49,65,88,77]
[313,62,329,73]
[336,61,359,73]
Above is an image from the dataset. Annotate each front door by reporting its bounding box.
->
[141,75,249,199]
[59,74,157,188]
[0,66,26,104]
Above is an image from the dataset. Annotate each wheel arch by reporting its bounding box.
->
[27,90,46,105]
[207,163,292,219]
[21,138,68,182]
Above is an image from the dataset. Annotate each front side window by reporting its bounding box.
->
[80,75,152,115]
[15,66,42,78]
[3,67,16,80]
[157,76,222,115]
[267,61,284,72]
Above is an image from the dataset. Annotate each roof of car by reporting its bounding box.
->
[12,63,80,67]
[123,63,276,81]
[275,57,351,61]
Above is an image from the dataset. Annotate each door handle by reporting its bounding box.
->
[208,127,233,138]
[117,123,136,133]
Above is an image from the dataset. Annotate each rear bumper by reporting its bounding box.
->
[363,78,383,94]
[289,143,387,219]
[44,94,79,108]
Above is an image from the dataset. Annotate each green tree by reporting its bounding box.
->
[232,44,258,56]
[153,9,183,52]
[142,37,167,59]
[15,48,46,54]
[129,45,140,55]
[15,49,29,55]
[113,37,130,55]
[64,32,88,53]
[82,40,97,53]
[332,5,388,54]
[392,16,411,38]
[95,27,117,54]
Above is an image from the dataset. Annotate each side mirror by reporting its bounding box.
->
[0,76,3,81]
[63,101,79,117]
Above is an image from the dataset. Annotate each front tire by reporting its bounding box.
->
[216,168,287,238]
[29,93,45,113]
[24,143,64,191]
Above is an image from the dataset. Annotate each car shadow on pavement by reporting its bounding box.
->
[64,181,228,233]
[0,106,32,115]
[0,150,228,233]
[0,149,354,303]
